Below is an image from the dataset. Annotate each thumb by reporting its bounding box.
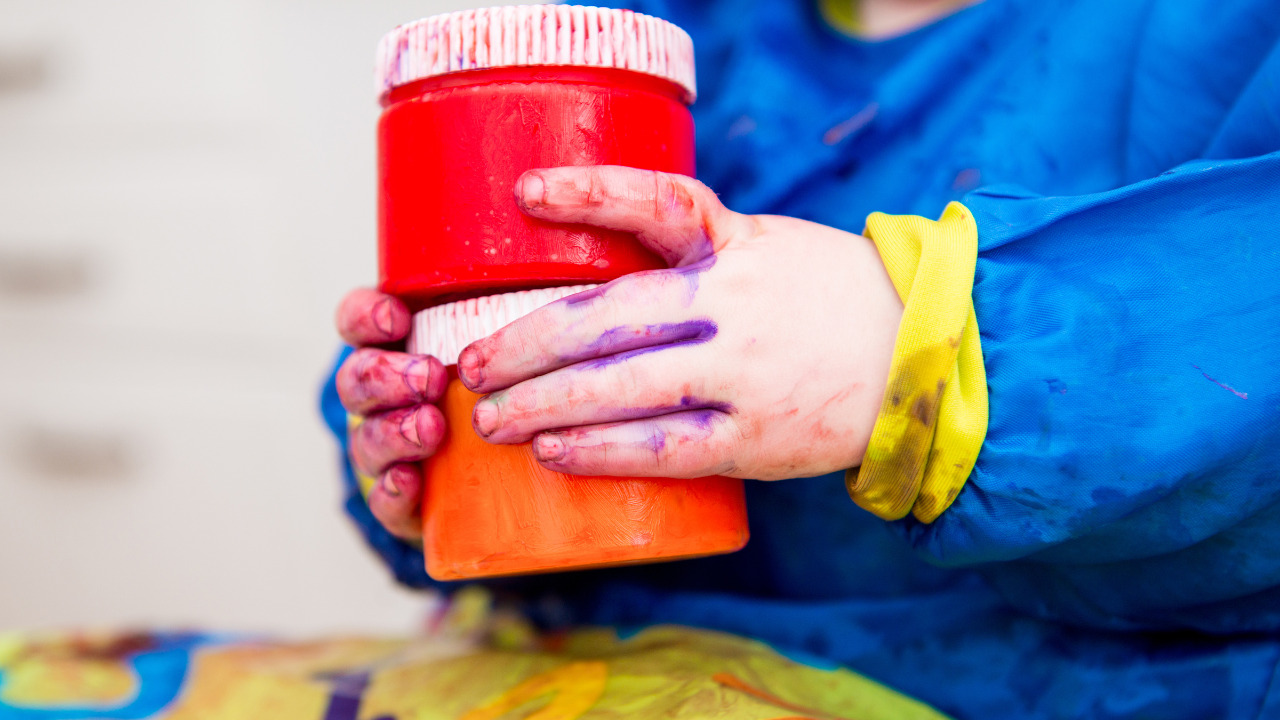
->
[514,166,752,267]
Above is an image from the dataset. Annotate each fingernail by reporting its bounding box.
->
[402,357,432,402]
[425,356,449,400]
[518,172,546,207]
[373,297,396,338]
[386,465,420,498]
[473,399,500,438]
[533,433,566,462]
[380,470,402,498]
[397,408,423,448]
[458,346,484,390]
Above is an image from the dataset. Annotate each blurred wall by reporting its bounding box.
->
[0,0,505,635]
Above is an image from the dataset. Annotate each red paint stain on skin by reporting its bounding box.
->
[1193,364,1248,400]
[340,350,442,411]
[804,386,858,443]
[353,405,446,477]
[712,673,854,720]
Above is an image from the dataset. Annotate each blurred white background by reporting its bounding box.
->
[0,0,507,635]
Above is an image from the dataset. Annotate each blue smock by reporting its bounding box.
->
[321,0,1280,717]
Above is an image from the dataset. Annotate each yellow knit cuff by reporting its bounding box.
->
[846,202,988,523]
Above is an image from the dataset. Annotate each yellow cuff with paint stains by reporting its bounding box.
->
[846,202,988,523]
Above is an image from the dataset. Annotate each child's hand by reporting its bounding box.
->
[335,288,447,541]
[457,166,903,481]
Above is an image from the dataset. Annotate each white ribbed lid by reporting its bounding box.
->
[408,285,599,366]
[376,5,696,101]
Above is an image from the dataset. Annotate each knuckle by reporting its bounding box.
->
[487,318,551,376]
[583,435,611,471]
[360,408,414,461]
[652,172,698,224]
[612,359,648,397]
[526,307,567,346]
[352,349,387,385]
[669,414,734,478]
[560,374,596,411]
[341,350,405,410]
[574,297,624,344]
[585,168,609,206]
[649,428,676,469]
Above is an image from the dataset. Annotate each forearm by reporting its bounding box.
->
[888,151,1280,630]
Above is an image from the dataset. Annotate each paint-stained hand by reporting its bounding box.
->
[335,288,447,541]
[458,166,903,481]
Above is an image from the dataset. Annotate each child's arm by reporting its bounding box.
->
[896,148,1280,632]
[332,150,1280,630]
[451,135,1280,635]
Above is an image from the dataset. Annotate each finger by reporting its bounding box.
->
[530,409,740,478]
[350,405,446,477]
[367,464,423,542]
[458,270,715,394]
[514,166,755,266]
[471,343,725,445]
[337,349,447,415]
[336,288,412,346]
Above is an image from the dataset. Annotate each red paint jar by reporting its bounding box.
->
[379,5,698,309]
[377,6,748,581]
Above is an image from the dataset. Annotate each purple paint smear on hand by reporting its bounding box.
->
[573,395,735,426]
[562,254,717,309]
[667,254,716,304]
[628,409,726,462]
[540,407,729,471]
[562,284,611,306]
[576,318,718,370]
[582,318,718,355]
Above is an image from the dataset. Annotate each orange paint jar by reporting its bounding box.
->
[379,7,749,580]
[408,289,749,581]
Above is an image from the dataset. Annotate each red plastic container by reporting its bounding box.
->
[377,5,748,580]
[379,6,698,310]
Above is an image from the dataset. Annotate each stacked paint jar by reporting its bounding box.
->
[376,5,749,581]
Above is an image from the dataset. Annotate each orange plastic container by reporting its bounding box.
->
[380,7,749,581]
[426,370,749,579]
[408,289,749,580]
